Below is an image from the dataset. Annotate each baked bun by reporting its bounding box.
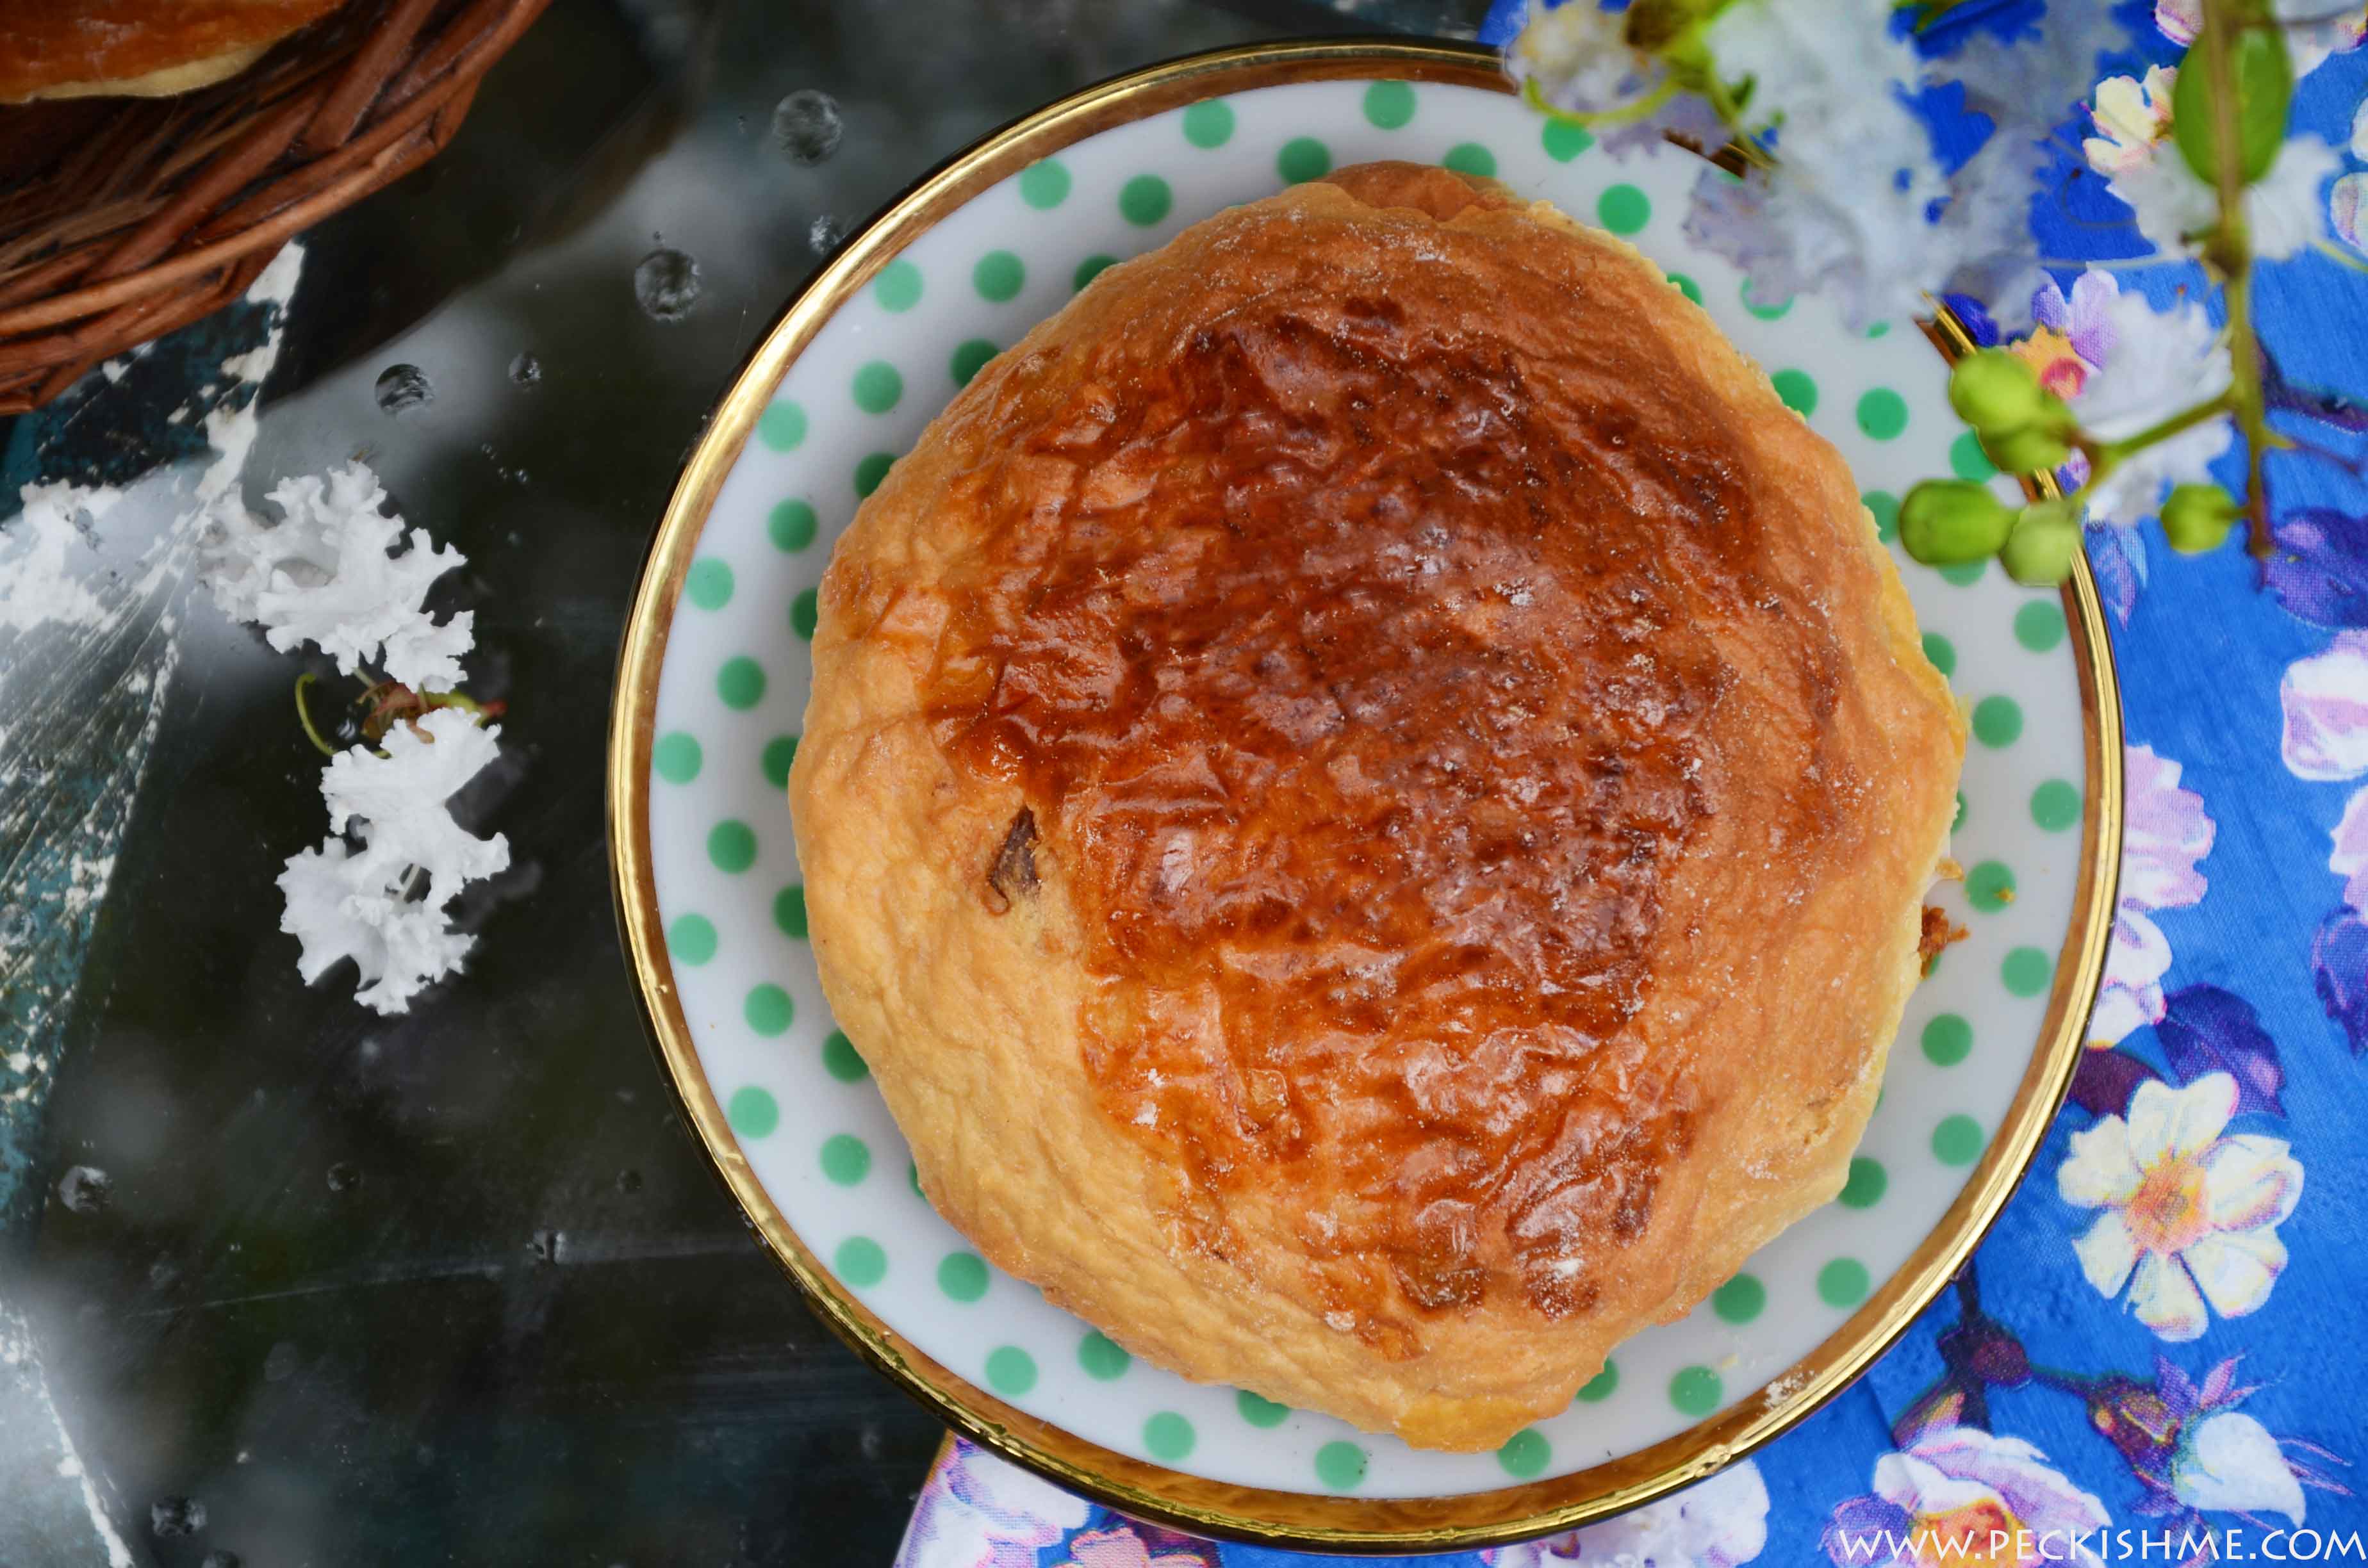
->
[0,1,348,103]
[790,161,1964,1452]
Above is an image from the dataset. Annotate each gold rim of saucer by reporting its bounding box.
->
[604,36,2124,1551]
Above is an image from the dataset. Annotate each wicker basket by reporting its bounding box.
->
[0,0,550,414]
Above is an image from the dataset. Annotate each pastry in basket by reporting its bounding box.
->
[0,0,348,102]
[789,160,1965,1452]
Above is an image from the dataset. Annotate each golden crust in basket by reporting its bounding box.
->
[789,161,1964,1451]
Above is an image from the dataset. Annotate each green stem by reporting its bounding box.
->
[420,689,489,719]
[1698,72,1777,170]
[2095,392,2237,460]
[2025,1363,2101,1398]
[1520,74,1681,130]
[2198,0,2276,557]
[293,673,338,758]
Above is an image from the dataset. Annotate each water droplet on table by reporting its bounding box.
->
[326,1162,359,1193]
[771,89,843,164]
[56,1164,111,1213]
[202,1551,243,1568]
[509,352,542,388]
[151,1497,206,1537]
[634,249,701,322]
[374,364,433,416]
[807,214,846,256]
[529,1229,566,1264]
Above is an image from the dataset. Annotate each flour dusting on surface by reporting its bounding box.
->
[0,484,120,635]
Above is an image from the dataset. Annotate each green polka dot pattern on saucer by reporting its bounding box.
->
[635,71,2101,1501]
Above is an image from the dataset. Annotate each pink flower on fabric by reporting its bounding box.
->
[2282,631,2368,781]
[2331,787,2368,911]
[1053,1527,1214,1568]
[2279,633,2368,915]
[2016,271,2118,400]
[2334,172,2368,252]
[894,1441,1093,1568]
[1821,1427,2111,1567]
[2093,746,2214,1044]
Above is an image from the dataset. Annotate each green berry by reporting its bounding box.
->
[2000,499,2082,585]
[2161,484,2239,554]
[1948,351,2048,434]
[1900,480,2016,566]
[1981,421,2073,475]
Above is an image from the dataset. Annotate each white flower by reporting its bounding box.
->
[1492,1460,1767,1568]
[2171,1410,2310,1525]
[2109,131,2342,263]
[201,461,472,691]
[2058,1073,2302,1341]
[1509,0,1666,120]
[279,707,510,1015]
[1930,5,2135,329]
[2093,744,2214,1043]
[2280,629,2368,780]
[2157,0,2367,78]
[2062,273,2235,529]
[894,1440,1093,1568]
[1681,0,1948,330]
[2085,67,2178,177]
[2242,136,2343,258]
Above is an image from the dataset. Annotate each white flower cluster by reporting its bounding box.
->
[202,463,472,691]
[279,708,510,1014]
[1513,0,2136,331]
[199,461,507,1015]
[1515,0,2358,330]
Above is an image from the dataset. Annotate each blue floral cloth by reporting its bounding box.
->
[894,8,2368,1565]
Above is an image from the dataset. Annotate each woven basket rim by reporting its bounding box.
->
[0,0,550,412]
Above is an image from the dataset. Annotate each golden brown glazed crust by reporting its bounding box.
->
[0,1,345,102]
[791,162,1964,1451]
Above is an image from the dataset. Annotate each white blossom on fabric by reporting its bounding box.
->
[2171,1410,2312,1524]
[2059,1074,2303,1342]
[2085,67,2178,178]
